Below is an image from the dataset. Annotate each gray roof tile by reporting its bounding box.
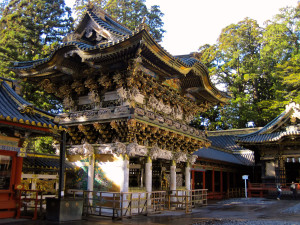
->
[0,80,58,128]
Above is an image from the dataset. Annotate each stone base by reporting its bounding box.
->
[46,198,83,222]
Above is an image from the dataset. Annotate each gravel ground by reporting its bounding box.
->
[192,198,300,225]
[193,219,300,225]
[215,198,275,205]
[282,202,300,214]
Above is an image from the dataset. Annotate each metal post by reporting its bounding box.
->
[58,131,66,199]
[242,175,248,198]
[245,179,247,198]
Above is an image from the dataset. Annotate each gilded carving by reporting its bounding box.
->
[63,97,75,109]
[188,155,198,165]
[58,85,72,97]
[126,142,147,157]
[116,87,127,101]
[114,142,126,156]
[150,144,172,160]
[88,90,100,103]
[173,152,187,163]
[96,144,114,154]
[85,77,98,90]
[40,79,56,93]
[62,33,80,43]
[83,143,94,156]
[113,73,124,88]
[67,146,84,155]
[98,74,112,89]
[18,104,34,115]
[71,80,85,95]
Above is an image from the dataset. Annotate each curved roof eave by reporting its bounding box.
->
[0,81,63,132]
[11,28,229,103]
[236,102,300,144]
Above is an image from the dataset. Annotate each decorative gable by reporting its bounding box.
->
[63,6,132,45]
[237,102,300,144]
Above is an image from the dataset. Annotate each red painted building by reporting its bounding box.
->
[193,129,257,199]
[0,78,62,218]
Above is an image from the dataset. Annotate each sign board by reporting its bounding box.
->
[242,175,248,180]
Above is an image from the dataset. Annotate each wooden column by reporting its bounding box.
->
[203,171,206,189]
[192,167,195,190]
[14,156,23,187]
[212,169,215,193]
[227,172,230,197]
[220,170,223,197]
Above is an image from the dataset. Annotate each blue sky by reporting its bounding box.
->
[66,0,298,55]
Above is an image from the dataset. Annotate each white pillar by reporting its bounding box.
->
[121,154,129,192]
[145,157,152,193]
[145,157,152,209]
[120,154,129,216]
[87,154,95,191]
[170,160,176,191]
[87,154,95,206]
[185,163,191,190]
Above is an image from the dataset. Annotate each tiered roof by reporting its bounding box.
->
[11,6,229,106]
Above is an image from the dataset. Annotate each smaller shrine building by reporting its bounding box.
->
[237,102,300,185]
[0,78,62,218]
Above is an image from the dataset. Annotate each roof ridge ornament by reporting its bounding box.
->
[89,3,106,21]
[135,17,149,32]
[18,104,35,115]
[285,101,300,112]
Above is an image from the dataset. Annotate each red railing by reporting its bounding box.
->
[16,189,42,220]
[247,182,299,198]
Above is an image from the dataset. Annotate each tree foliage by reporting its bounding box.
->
[0,0,73,112]
[73,0,165,41]
[27,137,57,154]
[194,4,300,130]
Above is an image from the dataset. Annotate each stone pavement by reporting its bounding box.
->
[2,198,300,225]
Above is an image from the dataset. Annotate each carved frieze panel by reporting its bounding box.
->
[150,145,173,160]
[188,155,198,165]
[60,106,131,124]
[126,142,148,157]
[133,107,206,140]
[173,152,187,163]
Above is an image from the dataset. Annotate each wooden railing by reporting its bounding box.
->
[168,189,207,213]
[15,189,56,220]
[247,182,299,198]
[68,189,208,219]
[16,189,41,220]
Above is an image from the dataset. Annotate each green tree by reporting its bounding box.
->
[0,0,73,112]
[261,4,300,104]
[73,0,165,41]
[26,137,57,154]
[0,0,9,18]
[194,4,300,130]
[195,18,266,129]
